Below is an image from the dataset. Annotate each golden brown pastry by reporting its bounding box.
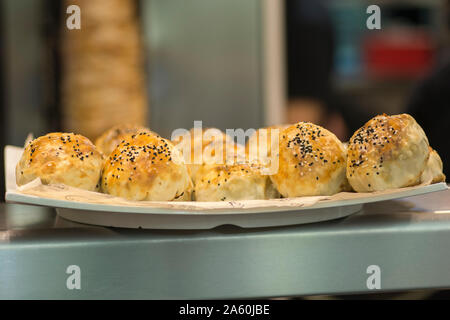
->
[95,124,154,157]
[246,125,289,169]
[172,127,228,152]
[101,132,192,201]
[173,128,246,182]
[270,122,347,197]
[16,133,103,191]
[194,163,280,201]
[421,147,446,184]
[172,128,231,165]
[341,141,353,192]
[347,114,430,192]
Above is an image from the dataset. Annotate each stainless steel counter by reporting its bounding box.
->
[1,188,450,299]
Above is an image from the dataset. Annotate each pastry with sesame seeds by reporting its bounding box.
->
[270,122,347,197]
[95,124,155,157]
[193,163,280,201]
[347,113,430,192]
[16,133,103,191]
[101,132,193,201]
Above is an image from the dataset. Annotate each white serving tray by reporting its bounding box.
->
[4,145,448,229]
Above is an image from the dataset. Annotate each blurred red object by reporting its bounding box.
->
[363,28,434,78]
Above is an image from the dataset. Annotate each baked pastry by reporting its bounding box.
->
[16,133,103,191]
[101,132,192,201]
[194,163,280,201]
[341,141,353,192]
[270,122,347,197]
[173,128,246,182]
[172,127,230,161]
[95,124,154,157]
[421,147,446,184]
[246,125,289,172]
[347,113,430,192]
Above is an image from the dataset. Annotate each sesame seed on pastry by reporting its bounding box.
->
[269,122,347,197]
[95,124,155,157]
[16,132,103,191]
[101,132,193,201]
[193,163,280,202]
[347,113,430,192]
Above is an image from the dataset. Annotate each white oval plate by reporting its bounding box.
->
[5,145,448,229]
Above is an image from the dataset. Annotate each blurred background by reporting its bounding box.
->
[1,0,449,198]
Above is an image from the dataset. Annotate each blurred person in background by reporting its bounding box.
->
[285,0,372,142]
